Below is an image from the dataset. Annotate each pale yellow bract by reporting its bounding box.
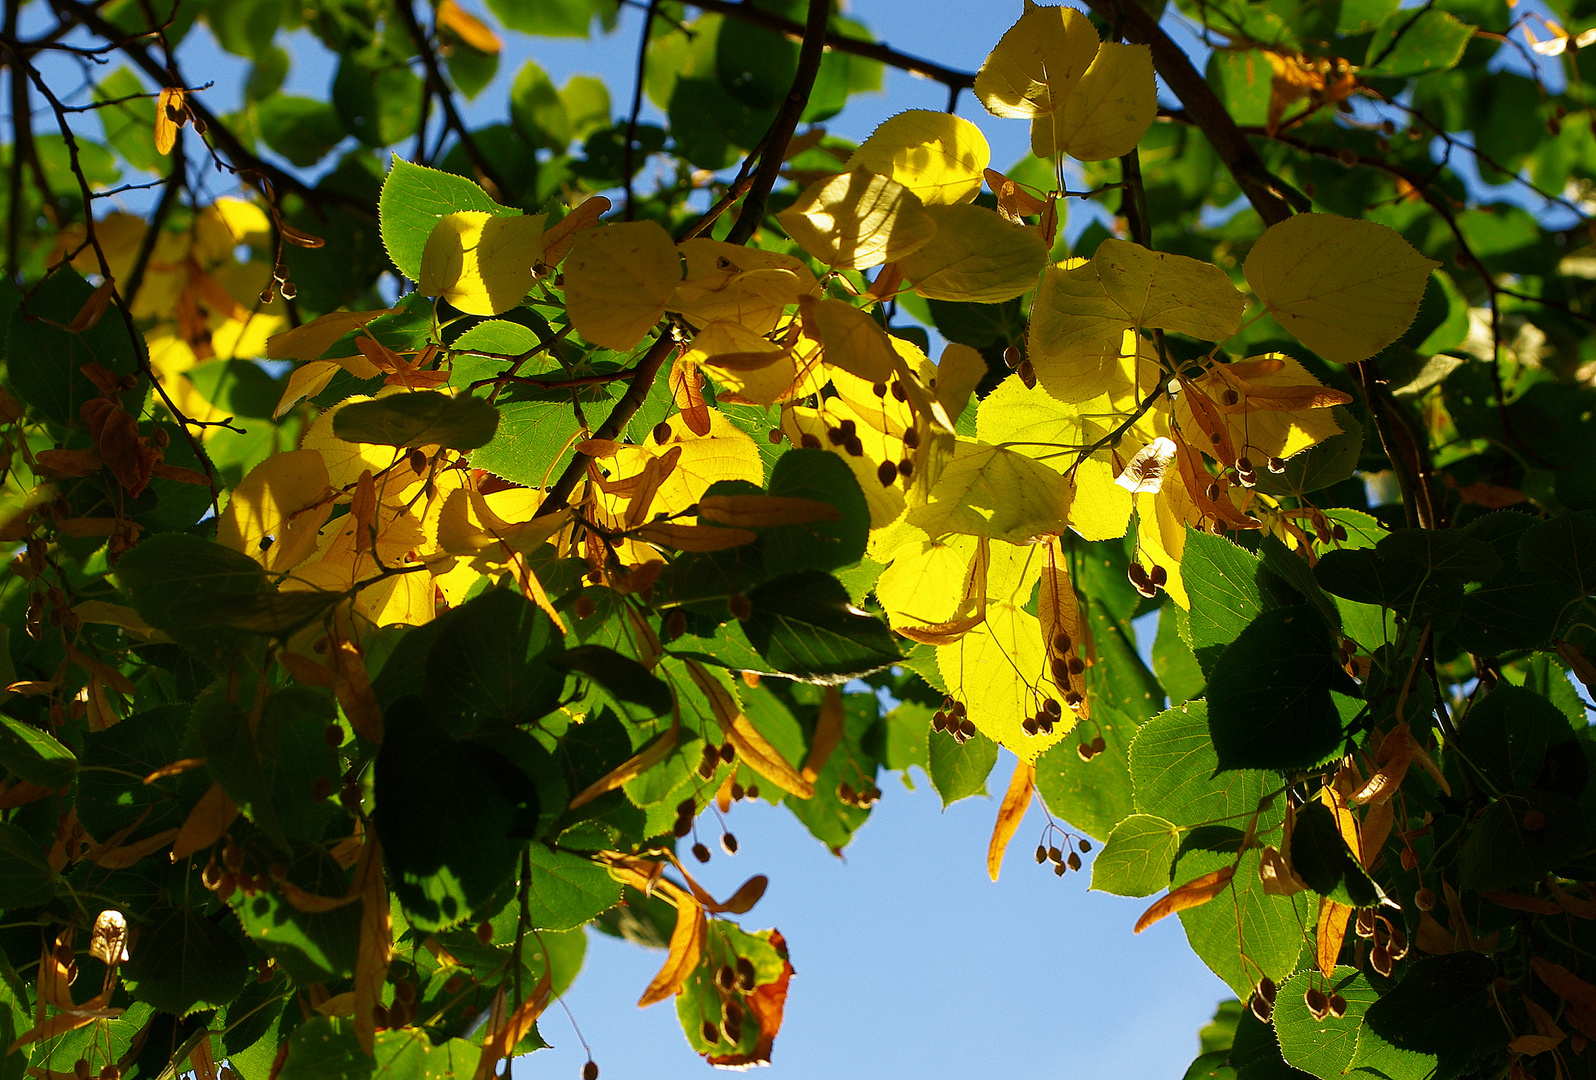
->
[847,109,991,206]
[1244,213,1439,365]
[669,239,816,335]
[564,220,681,350]
[896,203,1049,302]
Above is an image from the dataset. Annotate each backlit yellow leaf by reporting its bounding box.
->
[267,310,389,362]
[1027,261,1135,403]
[273,360,341,418]
[875,535,978,632]
[418,210,547,316]
[1244,212,1439,364]
[669,240,815,335]
[565,220,680,350]
[937,601,1063,761]
[988,761,1035,881]
[898,204,1048,302]
[1173,352,1350,461]
[215,449,333,574]
[975,2,1100,120]
[437,0,501,53]
[1031,42,1156,161]
[802,297,898,383]
[684,321,795,406]
[155,87,182,155]
[907,441,1071,542]
[776,168,937,270]
[1134,865,1235,933]
[847,110,991,206]
[935,343,987,426]
[638,895,705,1007]
[1093,238,1246,342]
[644,409,764,514]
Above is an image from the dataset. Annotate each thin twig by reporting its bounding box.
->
[622,0,659,221]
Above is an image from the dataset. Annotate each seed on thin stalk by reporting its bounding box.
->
[932,710,948,732]
[1248,994,1272,1023]
[737,957,756,988]
[744,784,759,800]
[1370,945,1393,978]
[692,843,711,864]
[673,816,692,838]
[702,1021,720,1044]
[1017,359,1036,388]
[1414,887,1435,911]
[898,459,914,479]
[1327,993,1347,1019]
[1259,976,1276,1003]
[1053,632,1072,653]
[583,1062,600,1080]
[1048,846,1062,863]
[1022,716,1039,736]
[800,433,821,449]
[903,428,920,448]
[877,460,898,486]
[844,436,864,457]
[728,594,752,621]
[890,381,908,402]
[1042,698,1061,717]
[1077,742,1094,762]
[719,742,735,763]
[721,833,739,855]
[1077,839,1091,854]
[324,723,344,747]
[872,382,888,398]
[1305,987,1330,1021]
[1003,346,1021,369]
[731,782,745,801]
[1035,845,1047,864]
[653,421,672,444]
[717,965,736,990]
[1066,851,1081,871]
[1091,736,1105,753]
[1053,861,1066,876]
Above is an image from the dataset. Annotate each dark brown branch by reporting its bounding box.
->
[725,0,829,244]
[1082,0,1301,226]
[686,0,975,91]
[390,0,510,200]
[622,0,658,220]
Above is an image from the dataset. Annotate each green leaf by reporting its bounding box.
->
[1132,701,1273,827]
[0,821,55,908]
[1182,530,1265,675]
[332,391,500,451]
[552,644,671,716]
[1456,791,1587,891]
[0,714,75,788]
[1090,813,1180,897]
[1207,605,1346,772]
[783,686,881,849]
[1289,801,1380,906]
[374,696,537,930]
[424,587,566,733]
[278,1018,482,1080]
[95,67,162,172]
[1229,1006,1313,1079]
[1359,952,1505,1080]
[1153,605,1205,704]
[332,58,422,148]
[115,532,269,654]
[447,41,499,101]
[762,449,870,576]
[510,60,570,152]
[467,398,584,487]
[1362,8,1474,77]
[1033,704,1138,842]
[1174,839,1307,999]
[77,704,193,837]
[230,847,359,982]
[523,844,622,930]
[1518,511,1596,596]
[740,571,902,683]
[1253,407,1362,498]
[121,901,252,1015]
[1455,684,1575,792]
[8,269,143,429]
[1258,536,1341,632]
[1273,967,1378,1078]
[927,727,996,807]
[486,0,592,35]
[379,159,518,281]
[256,94,347,168]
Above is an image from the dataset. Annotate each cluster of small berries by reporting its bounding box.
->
[700,958,759,1046]
[1126,562,1169,600]
[1002,345,1036,388]
[836,779,880,808]
[200,841,268,903]
[1033,835,1090,877]
[1355,908,1409,977]
[697,740,736,781]
[931,697,976,742]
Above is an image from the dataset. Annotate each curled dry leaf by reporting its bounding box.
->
[1134,865,1235,933]
[170,782,238,862]
[570,710,680,810]
[638,894,706,1007]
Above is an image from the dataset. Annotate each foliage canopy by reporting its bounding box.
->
[2,0,1596,1078]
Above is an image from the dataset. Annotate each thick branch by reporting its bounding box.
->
[687,0,975,91]
[1081,0,1299,226]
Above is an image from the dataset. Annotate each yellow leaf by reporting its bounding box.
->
[644,409,764,513]
[564,220,680,350]
[937,601,1064,761]
[1135,487,1192,608]
[1173,352,1350,462]
[1030,42,1156,161]
[1093,238,1246,342]
[1244,212,1439,365]
[1315,897,1354,978]
[154,87,183,155]
[215,449,333,574]
[273,360,342,418]
[936,343,987,426]
[669,240,815,335]
[775,168,937,270]
[1134,865,1235,933]
[802,297,899,383]
[71,600,162,641]
[685,660,814,799]
[437,0,501,53]
[898,204,1048,302]
[541,195,609,268]
[638,895,706,1007]
[683,321,795,406]
[267,310,389,362]
[875,535,979,632]
[418,211,547,316]
[194,198,273,264]
[976,375,1133,542]
[1027,261,1137,403]
[907,441,1071,543]
[987,761,1035,881]
[847,110,991,206]
[975,2,1100,120]
[300,394,407,491]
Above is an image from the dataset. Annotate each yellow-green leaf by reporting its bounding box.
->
[802,297,899,383]
[775,168,936,270]
[906,441,1071,542]
[564,220,680,350]
[417,210,547,316]
[898,204,1048,303]
[937,600,1066,761]
[1031,42,1156,161]
[1093,238,1245,342]
[847,110,991,206]
[1243,212,1439,365]
[974,2,1100,121]
[669,239,815,335]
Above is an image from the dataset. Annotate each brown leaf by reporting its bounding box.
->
[1040,541,1088,718]
[987,761,1035,882]
[638,895,705,1007]
[33,448,103,477]
[1135,866,1235,933]
[353,835,391,1055]
[473,972,552,1080]
[540,196,610,269]
[189,1033,218,1080]
[696,495,842,528]
[715,875,768,915]
[1481,890,1562,916]
[1548,878,1596,919]
[437,0,502,53]
[1533,958,1596,1039]
[143,757,206,784]
[633,522,758,552]
[1258,845,1308,896]
[671,358,712,436]
[66,281,116,334]
[170,782,237,861]
[1315,897,1354,978]
[684,660,813,799]
[329,631,383,745]
[90,827,179,869]
[801,686,844,784]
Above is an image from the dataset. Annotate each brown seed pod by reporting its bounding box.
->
[217,873,237,902]
[1017,359,1036,388]
[898,459,914,479]
[1327,992,1347,1019]
[1387,928,1409,961]
[844,436,864,457]
[890,381,908,402]
[1149,565,1167,587]
[583,1062,600,1080]
[1127,563,1151,590]
[1268,456,1286,474]
[1221,390,1239,406]
[717,965,736,990]
[800,432,822,450]
[1399,846,1417,871]
[1042,698,1062,717]
[702,1020,720,1044]
[768,429,783,444]
[727,594,753,622]
[99,1068,120,1080]
[931,710,947,732]
[1370,944,1393,978]
[692,843,711,863]
[1248,993,1272,1024]
[1036,716,1054,735]
[573,595,597,620]
[838,781,856,803]
[1035,844,1047,864]
[1077,839,1091,854]
[409,448,428,474]
[1259,976,1276,1003]
[744,784,759,800]
[960,718,977,739]
[1052,861,1066,876]
[952,700,967,719]
[737,957,756,988]
[653,421,672,444]
[1067,656,1084,675]
[677,797,697,817]
[723,1016,742,1043]
[1331,524,1348,542]
[665,609,688,641]
[877,460,898,487]
[1003,345,1021,369]
[445,976,465,993]
[1414,887,1435,911]
[324,723,344,748]
[730,782,745,801]
[721,833,739,855]
[75,1061,92,1080]
[837,419,856,439]
[476,921,494,945]
[1355,909,1376,939]
[1305,986,1330,1020]
[1021,717,1039,736]
[1052,631,1072,654]
[1050,657,1072,685]
[719,742,735,763]
[1066,851,1081,871]
[903,427,920,449]
[1077,742,1094,762]
[1091,736,1105,754]
[872,382,888,398]
[1048,846,1062,863]
[202,861,224,890]
[672,816,693,839]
